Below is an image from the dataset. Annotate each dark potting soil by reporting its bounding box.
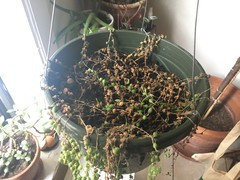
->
[199,104,234,131]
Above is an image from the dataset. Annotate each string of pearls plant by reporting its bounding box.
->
[48,31,201,179]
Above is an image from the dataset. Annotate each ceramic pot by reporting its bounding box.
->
[4,135,41,180]
[100,0,146,28]
[173,76,240,161]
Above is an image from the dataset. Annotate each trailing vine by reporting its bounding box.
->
[47,31,203,179]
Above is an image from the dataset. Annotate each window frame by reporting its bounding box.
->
[0,77,14,119]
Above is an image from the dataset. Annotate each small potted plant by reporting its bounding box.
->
[45,30,210,179]
[53,2,114,44]
[100,0,146,29]
[0,109,41,180]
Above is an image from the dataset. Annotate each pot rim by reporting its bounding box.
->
[197,75,240,133]
[3,134,40,180]
[83,10,114,27]
[197,124,231,134]
[101,0,146,9]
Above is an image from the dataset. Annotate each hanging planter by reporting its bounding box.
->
[44,30,209,179]
[173,76,240,161]
[100,0,146,29]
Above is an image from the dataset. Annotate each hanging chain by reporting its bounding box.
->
[192,0,200,103]
[46,0,57,64]
[41,0,57,90]
[170,2,201,179]
[141,0,148,34]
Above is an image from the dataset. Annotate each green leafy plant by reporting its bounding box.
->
[52,1,114,44]
[0,108,36,178]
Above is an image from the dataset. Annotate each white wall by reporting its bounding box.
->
[149,0,240,86]
[25,0,240,86]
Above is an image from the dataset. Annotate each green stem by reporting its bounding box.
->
[9,137,13,151]
[83,13,95,36]
[54,19,84,43]
[89,20,99,33]
[93,16,114,31]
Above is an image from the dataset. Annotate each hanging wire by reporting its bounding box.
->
[46,0,57,63]
[171,151,175,180]
[192,0,200,104]
[41,0,56,92]
[170,3,201,179]
[141,0,148,34]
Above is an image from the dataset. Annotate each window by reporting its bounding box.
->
[0,1,43,109]
[0,77,14,119]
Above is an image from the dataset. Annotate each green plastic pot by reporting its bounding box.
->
[44,30,209,172]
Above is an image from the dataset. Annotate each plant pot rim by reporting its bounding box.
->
[44,30,209,151]
[82,9,114,24]
[197,75,240,134]
[3,134,40,180]
[197,124,230,134]
[101,0,146,9]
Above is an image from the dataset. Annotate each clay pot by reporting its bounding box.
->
[173,76,240,160]
[4,135,41,180]
[100,0,146,28]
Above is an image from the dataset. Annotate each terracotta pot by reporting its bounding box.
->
[100,0,146,28]
[4,135,41,180]
[173,76,240,161]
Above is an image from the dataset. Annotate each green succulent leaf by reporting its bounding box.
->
[4,167,9,174]
[0,159,4,166]
[0,116,4,126]
[54,18,85,43]
[5,160,11,166]
[25,156,31,162]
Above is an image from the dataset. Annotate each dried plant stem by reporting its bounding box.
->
[203,57,240,120]
[172,151,175,180]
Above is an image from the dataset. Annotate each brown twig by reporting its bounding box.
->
[203,57,240,120]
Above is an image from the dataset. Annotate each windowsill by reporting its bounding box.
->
[34,135,62,180]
